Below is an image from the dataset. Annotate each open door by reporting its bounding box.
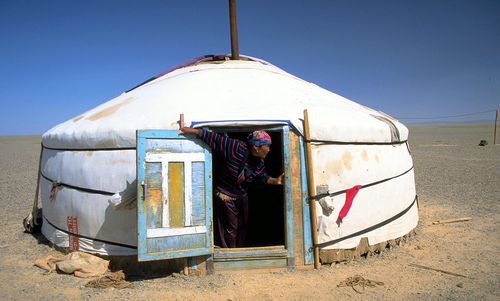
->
[137,130,213,261]
[207,125,294,270]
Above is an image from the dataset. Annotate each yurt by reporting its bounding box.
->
[29,54,418,273]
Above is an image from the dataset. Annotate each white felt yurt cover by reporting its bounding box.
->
[40,55,417,256]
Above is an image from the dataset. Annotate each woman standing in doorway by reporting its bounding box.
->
[180,126,284,248]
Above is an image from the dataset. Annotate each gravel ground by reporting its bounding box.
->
[409,124,500,216]
[0,124,498,300]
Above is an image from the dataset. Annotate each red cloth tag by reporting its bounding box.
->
[337,185,362,223]
[67,216,79,251]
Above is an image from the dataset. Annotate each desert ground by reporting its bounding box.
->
[0,124,498,300]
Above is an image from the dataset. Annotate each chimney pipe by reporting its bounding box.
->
[229,0,240,60]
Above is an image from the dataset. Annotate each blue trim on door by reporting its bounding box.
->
[189,119,302,135]
[282,126,294,265]
[190,119,291,127]
[136,131,147,258]
[204,146,213,252]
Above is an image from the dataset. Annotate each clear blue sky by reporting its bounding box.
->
[1,0,499,135]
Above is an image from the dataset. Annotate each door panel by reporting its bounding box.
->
[137,130,212,261]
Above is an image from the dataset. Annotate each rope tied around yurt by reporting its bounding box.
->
[305,139,408,146]
[309,165,414,202]
[42,172,136,209]
[42,215,138,249]
[314,195,418,249]
[337,275,384,293]
[40,172,115,196]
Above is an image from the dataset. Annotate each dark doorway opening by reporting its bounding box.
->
[211,128,285,248]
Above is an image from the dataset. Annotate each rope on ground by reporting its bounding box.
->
[337,275,384,294]
[85,270,133,289]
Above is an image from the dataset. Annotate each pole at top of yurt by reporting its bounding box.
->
[229,0,240,60]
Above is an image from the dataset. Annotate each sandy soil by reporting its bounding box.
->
[0,124,498,300]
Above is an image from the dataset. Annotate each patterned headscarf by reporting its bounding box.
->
[247,130,272,147]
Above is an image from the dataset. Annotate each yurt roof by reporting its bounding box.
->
[42,55,408,149]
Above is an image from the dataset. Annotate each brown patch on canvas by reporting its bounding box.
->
[94,138,118,148]
[86,97,135,121]
[321,151,354,180]
[361,149,369,161]
[72,115,84,122]
[342,150,353,170]
[325,159,343,176]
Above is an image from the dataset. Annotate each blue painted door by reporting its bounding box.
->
[136,130,213,261]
